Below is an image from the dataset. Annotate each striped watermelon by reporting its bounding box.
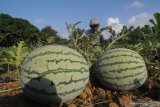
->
[20,45,89,104]
[94,48,148,90]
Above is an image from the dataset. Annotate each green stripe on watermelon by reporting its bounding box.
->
[47,59,87,65]
[96,61,144,69]
[21,67,89,76]
[102,69,146,80]
[56,76,89,86]
[101,72,147,90]
[96,54,143,64]
[98,48,143,61]
[100,66,145,74]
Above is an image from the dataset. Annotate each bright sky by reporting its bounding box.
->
[0,0,160,38]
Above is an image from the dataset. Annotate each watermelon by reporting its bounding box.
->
[20,45,89,104]
[94,48,148,90]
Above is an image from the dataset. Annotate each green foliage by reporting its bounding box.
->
[55,37,69,45]
[128,13,160,64]
[66,21,105,65]
[66,22,137,65]
[5,41,29,69]
[108,12,160,67]
[105,12,159,63]
[66,12,160,69]
[106,25,134,49]
[0,47,7,64]
[66,21,83,47]
[41,26,59,44]
[0,12,159,71]
[0,13,42,47]
[37,25,70,47]
[0,47,7,72]
[4,41,29,79]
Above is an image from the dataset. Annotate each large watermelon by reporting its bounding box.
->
[20,45,89,104]
[94,48,148,90]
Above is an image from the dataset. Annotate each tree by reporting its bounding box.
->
[40,26,59,44]
[40,26,69,45]
[41,26,58,38]
[0,13,41,47]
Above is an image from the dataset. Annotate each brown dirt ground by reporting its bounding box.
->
[0,65,160,107]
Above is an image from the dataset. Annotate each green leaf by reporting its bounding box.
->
[7,50,16,58]
[5,41,29,69]
[149,19,156,26]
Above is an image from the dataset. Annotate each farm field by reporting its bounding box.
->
[0,12,160,107]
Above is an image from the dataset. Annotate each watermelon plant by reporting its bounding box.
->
[20,45,90,104]
[4,41,29,79]
[93,48,148,90]
[66,21,105,65]
[124,13,160,68]
[66,21,135,65]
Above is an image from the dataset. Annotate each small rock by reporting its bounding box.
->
[68,103,77,107]
[96,88,106,97]
[109,102,119,107]
[118,95,133,107]
[79,92,87,100]
[105,90,112,100]
[85,87,93,99]
[87,104,94,107]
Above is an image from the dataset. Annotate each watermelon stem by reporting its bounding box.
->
[16,68,20,81]
[107,33,129,50]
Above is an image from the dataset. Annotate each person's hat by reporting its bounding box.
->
[90,19,99,25]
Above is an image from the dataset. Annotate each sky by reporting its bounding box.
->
[0,0,160,38]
